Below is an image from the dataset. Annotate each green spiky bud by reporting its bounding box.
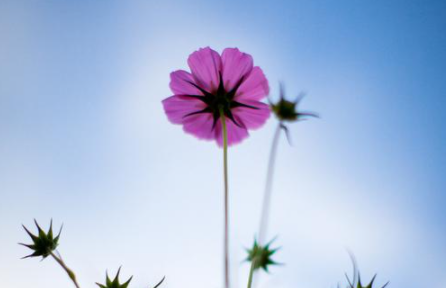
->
[20,219,61,259]
[343,253,389,288]
[246,238,280,272]
[96,268,133,288]
[355,275,389,288]
[270,84,318,122]
[96,269,165,288]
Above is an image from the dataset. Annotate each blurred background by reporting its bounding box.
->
[1,0,446,287]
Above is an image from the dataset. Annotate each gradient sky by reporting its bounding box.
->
[1,1,446,288]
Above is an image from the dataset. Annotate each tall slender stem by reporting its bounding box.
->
[220,109,230,288]
[258,123,282,245]
[246,260,256,288]
[50,251,81,288]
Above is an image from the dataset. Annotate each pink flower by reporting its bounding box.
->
[162,47,271,146]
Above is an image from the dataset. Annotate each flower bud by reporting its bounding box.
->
[20,219,61,259]
[246,238,280,272]
[270,84,318,122]
[96,268,133,288]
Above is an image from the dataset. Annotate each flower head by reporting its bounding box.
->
[162,47,271,146]
[246,238,280,272]
[20,219,61,259]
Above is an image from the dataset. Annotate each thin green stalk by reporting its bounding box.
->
[246,260,256,288]
[220,108,230,288]
[258,123,282,245]
[50,251,81,288]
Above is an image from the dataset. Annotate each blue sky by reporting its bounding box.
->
[1,0,446,288]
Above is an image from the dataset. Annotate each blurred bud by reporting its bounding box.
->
[270,83,318,123]
[246,238,280,272]
[20,219,61,259]
[348,274,389,288]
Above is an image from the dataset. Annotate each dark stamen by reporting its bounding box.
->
[182,74,255,131]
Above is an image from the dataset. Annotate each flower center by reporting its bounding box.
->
[183,73,259,129]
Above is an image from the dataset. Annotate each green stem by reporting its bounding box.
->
[220,108,230,288]
[50,251,81,288]
[246,260,256,288]
[258,122,282,245]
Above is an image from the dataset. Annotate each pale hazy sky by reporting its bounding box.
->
[1,1,446,288]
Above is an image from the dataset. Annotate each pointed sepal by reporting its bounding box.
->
[153,276,165,288]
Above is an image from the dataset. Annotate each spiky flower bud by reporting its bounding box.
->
[20,219,61,259]
[96,268,165,288]
[344,254,389,288]
[270,84,318,123]
[96,268,133,288]
[246,239,280,272]
[353,275,389,288]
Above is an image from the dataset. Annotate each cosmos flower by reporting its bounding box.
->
[162,47,270,146]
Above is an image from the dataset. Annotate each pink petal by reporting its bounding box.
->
[215,116,249,147]
[232,101,271,130]
[221,48,253,92]
[182,113,216,141]
[187,47,222,93]
[169,70,203,95]
[162,95,206,124]
[235,66,269,101]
